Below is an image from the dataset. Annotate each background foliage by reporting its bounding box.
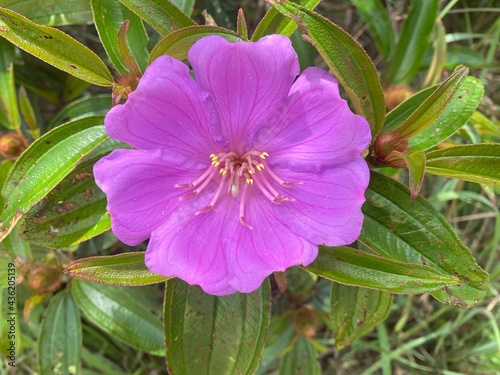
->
[0,0,499,374]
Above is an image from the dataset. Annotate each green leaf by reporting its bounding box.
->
[65,253,169,286]
[0,161,31,260]
[386,0,439,85]
[350,0,396,60]
[19,157,110,248]
[252,0,321,41]
[0,116,108,242]
[0,7,113,86]
[330,284,392,349]
[38,290,82,375]
[170,0,195,16]
[393,66,469,138]
[267,0,385,136]
[408,76,485,152]
[426,144,500,186]
[0,37,20,129]
[164,278,271,375]
[91,0,148,74]
[18,86,37,132]
[71,279,165,355]
[422,21,447,87]
[118,0,195,36]
[149,26,241,63]
[0,0,92,26]
[304,246,458,294]
[48,94,112,129]
[278,336,320,375]
[236,8,248,39]
[384,85,436,132]
[385,150,426,198]
[359,171,489,307]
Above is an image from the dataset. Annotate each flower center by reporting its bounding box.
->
[175,151,301,229]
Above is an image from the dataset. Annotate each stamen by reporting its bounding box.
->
[239,182,253,230]
[262,161,303,188]
[180,151,297,226]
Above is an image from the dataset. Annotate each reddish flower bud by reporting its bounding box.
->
[293,305,318,338]
[0,132,28,159]
[373,132,408,167]
[27,264,63,294]
[384,85,413,110]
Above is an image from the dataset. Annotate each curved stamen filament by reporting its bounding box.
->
[239,181,253,230]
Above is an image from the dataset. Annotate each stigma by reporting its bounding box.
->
[175,150,300,229]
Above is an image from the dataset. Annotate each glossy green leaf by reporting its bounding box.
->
[278,336,320,375]
[48,94,112,129]
[267,0,385,136]
[359,171,489,307]
[0,7,113,86]
[19,157,110,248]
[409,76,484,152]
[0,161,31,260]
[170,0,195,16]
[65,253,169,286]
[393,66,469,138]
[164,278,271,375]
[350,0,396,60]
[386,0,439,84]
[149,26,241,63]
[304,246,458,294]
[330,284,392,349]
[91,0,148,74]
[38,290,82,375]
[118,0,195,36]
[252,0,320,41]
[0,0,92,26]
[426,144,500,186]
[0,116,108,242]
[0,37,20,129]
[71,279,164,355]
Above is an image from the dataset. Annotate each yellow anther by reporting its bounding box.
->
[212,161,220,167]
[246,178,254,185]
[256,163,265,171]
[209,153,217,159]
[220,168,227,175]
[248,169,255,175]
[260,152,269,159]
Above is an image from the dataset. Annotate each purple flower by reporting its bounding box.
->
[93,35,371,295]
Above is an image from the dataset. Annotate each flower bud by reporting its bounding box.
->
[27,264,63,294]
[373,132,408,167]
[0,132,28,159]
[293,305,318,338]
[384,85,413,110]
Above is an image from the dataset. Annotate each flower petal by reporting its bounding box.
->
[93,148,205,246]
[188,35,299,151]
[226,190,318,293]
[252,67,372,172]
[145,197,239,296]
[270,157,370,246]
[105,55,222,162]
[144,190,317,295]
